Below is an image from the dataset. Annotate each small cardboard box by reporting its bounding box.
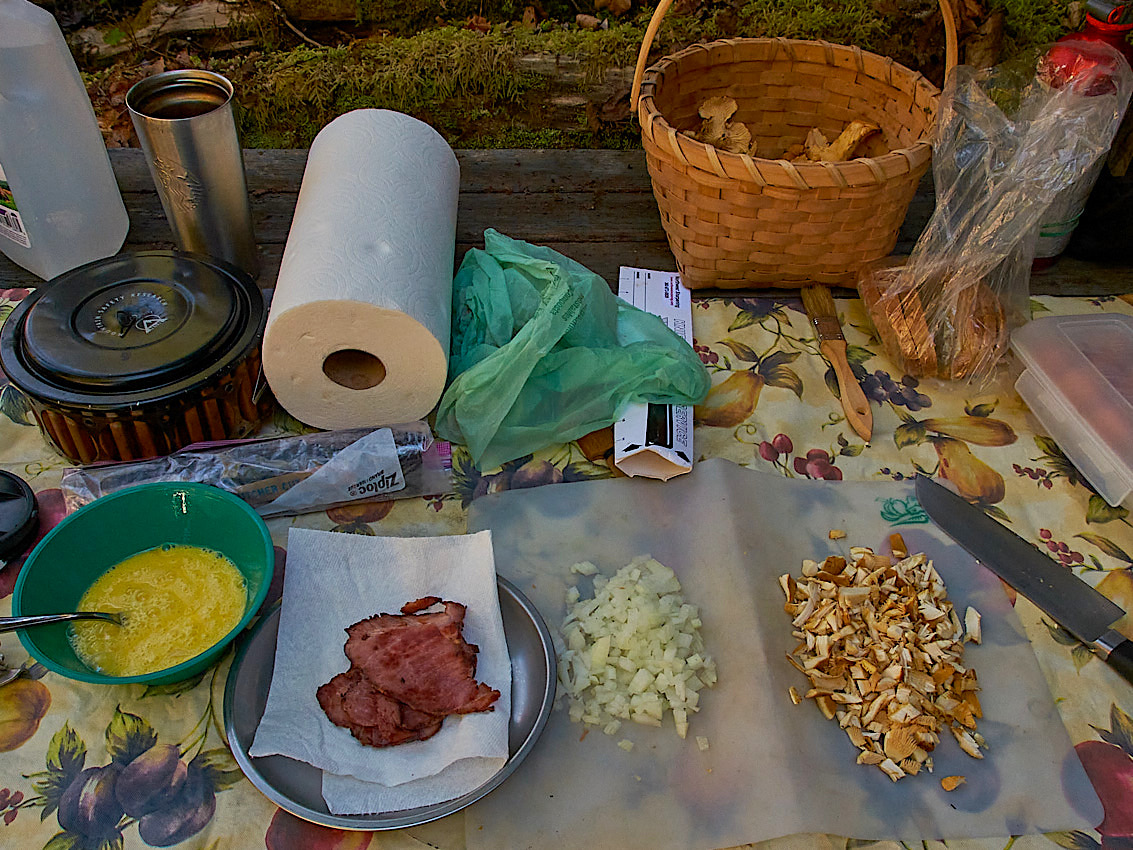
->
[613,268,694,480]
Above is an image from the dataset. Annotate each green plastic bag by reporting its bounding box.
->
[435,230,710,470]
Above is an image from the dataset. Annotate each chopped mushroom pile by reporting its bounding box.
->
[780,542,985,782]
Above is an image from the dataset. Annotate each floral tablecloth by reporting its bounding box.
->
[1,284,1132,850]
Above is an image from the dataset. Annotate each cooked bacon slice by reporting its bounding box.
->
[344,599,500,717]
[316,669,443,748]
[401,596,443,615]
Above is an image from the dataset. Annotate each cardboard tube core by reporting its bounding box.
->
[323,349,387,390]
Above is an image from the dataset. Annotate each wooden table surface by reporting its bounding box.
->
[1,147,1131,296]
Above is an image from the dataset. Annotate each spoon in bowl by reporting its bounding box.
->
[0,612,124,633]
[0,653,23,686]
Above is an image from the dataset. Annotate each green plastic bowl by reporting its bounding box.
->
[13,482,274,686]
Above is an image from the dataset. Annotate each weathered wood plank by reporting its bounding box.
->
[110,188,663,245]
[0,240,675,291]
[458,241,677,283]
[116,148,659,195]
[454,149,657,194]
[3,148,1132,296]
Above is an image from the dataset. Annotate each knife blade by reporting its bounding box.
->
[915,474,1133,685]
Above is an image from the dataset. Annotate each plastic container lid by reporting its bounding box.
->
[1011,313,1133,508]
[0,471,39,562]
[0,251,262,409]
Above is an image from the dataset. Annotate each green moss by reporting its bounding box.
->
[214,29,543,147]
[353,0,581,33]
[461,123,641,149]
[92,0,1078,151]
[993,0,1071,55]
[735,0,891,48]
[518,23,646,84]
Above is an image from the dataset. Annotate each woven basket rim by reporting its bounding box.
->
[637,36,941,188]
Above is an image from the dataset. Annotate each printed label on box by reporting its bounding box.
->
[0,160,31,249]
[613,267,694,480]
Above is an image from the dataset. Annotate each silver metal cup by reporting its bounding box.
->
[127,70,259,278]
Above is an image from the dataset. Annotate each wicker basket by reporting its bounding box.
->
[631,0,958,289]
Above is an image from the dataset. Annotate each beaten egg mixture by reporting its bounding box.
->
[70,544,247,676]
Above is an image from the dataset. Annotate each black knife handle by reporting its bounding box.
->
[1097,630,1133,686]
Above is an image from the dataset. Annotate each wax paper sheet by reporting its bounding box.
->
[464,458,1100,850]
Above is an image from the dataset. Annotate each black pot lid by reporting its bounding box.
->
[0,251,262,406]
[0,471,38,563]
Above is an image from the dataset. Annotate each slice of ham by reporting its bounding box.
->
[316,669,443,748]
[344,597,500,717]
[317,596,500,748]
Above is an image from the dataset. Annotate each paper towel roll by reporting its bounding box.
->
[263,109,458,429]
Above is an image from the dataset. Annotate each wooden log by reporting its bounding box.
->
[513,53,634,99]
[68,0,261,59]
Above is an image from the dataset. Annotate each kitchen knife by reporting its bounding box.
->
[915,474,1133,685]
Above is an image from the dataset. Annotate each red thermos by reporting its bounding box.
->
[1049,1,1133,70]
[1033,0,1133,270]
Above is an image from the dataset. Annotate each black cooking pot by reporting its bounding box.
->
[0,251,272,464]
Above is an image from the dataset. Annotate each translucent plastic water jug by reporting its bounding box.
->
[0,0,129,280]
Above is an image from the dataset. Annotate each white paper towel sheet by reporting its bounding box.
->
[263,109,458,429]
[249,528,511,815]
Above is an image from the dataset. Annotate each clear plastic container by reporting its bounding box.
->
[1011,313,1133,508]
[0,0,129,280]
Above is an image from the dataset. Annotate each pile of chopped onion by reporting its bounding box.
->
[557,555,717,739]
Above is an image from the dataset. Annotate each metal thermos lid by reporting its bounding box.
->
[0,471,38,562]
[0,250,262,409]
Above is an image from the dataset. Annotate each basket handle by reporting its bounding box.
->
[630,0,960,111]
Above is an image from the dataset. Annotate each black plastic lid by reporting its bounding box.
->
[0,251,263,408]
[0,471,38,562]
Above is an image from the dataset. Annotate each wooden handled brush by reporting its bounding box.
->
[800,284,873,442]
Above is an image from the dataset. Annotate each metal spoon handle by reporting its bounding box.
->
[0,612,121,633]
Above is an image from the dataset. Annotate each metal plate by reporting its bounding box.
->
[223,576,556,830]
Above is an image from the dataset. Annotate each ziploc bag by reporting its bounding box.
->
[435,230,709,470]
[859,41,1132,385]
[60,422,452,518]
